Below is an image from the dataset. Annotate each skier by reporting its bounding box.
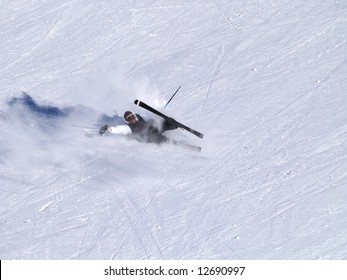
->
[99,111,178,143]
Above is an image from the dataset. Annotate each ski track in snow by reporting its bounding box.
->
[1,0,347,259]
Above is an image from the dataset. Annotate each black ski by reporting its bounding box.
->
[134,99,204,139]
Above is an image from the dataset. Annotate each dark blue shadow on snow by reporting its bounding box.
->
[7,92,73,119]
[7,92,124,128]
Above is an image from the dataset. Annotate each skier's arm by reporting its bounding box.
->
[108,125,132,135]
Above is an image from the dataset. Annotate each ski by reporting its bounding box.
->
[84,128,99,138]
[169,139,202,152]
[134,99,204,139]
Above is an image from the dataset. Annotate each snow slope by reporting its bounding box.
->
[1,0,347,259]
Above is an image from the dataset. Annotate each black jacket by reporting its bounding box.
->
[128,114,177,143]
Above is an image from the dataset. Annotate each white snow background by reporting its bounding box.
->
[0,0,347,260]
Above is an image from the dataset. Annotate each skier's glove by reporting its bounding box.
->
[164,119,178,130]
[99,125,109,135]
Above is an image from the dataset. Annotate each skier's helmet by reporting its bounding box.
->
[124,111,137,122]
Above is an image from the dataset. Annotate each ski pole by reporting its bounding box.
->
[164,85,181,108]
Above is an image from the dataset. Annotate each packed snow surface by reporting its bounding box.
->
[1,0,346,259]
